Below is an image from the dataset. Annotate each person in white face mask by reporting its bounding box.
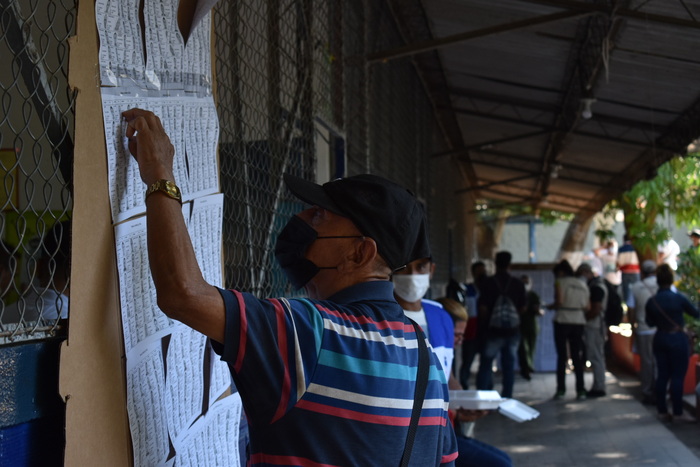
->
[394,257,460,388]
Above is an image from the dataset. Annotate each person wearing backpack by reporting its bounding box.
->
[548,260,590,401]
[475,251,526,398]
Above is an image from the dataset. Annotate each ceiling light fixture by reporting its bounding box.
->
[581,98,596,119]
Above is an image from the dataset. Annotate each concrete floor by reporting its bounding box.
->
[470,367,699,466]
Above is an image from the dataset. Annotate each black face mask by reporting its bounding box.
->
[274,215,362,290]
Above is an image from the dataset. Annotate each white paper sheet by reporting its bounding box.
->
[144,0,185,89]
[126,344,171,467]
[165,326,207,442]
[115,216,175,355]
[209,342,232,404]
[96,5,236,464]
[95,0,146,87]
[184,10,213,92]
[183,98,220,200]
[174,393,242,467]
[102,92,218,222]
[188,193,224,286]
[101,92,188,222]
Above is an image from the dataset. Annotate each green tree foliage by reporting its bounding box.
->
[617,155,700,260]
[677,247,700,354]
[617,154,700,353]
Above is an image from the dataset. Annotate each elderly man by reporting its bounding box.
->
[628,260,659,405]
[121,109,457,466]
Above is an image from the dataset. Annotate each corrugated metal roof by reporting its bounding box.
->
[381,0,700,215]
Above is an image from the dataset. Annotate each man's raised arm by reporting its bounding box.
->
[122,108,225,343]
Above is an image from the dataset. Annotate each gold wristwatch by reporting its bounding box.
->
[145,179,182,204]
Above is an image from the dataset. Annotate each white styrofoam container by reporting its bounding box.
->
[448,390,505,410]
[498,398,540,422]
[449,390,541,423]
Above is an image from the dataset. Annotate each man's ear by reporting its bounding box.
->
[342,237,378,272]
[429,261,436,279]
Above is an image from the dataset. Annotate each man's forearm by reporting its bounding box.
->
[123,108,225,343]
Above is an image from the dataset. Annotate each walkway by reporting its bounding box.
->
[471,368,699,466]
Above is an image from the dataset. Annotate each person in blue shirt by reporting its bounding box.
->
[645,264,700,421]
[394,257,457,385]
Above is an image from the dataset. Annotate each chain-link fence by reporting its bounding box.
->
[1,0,456,339]
[0,0,75,344]
[214,0,450,297]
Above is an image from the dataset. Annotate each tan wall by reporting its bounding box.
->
[61,1,131,464]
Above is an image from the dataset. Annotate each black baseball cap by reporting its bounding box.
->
[283,173,430,270]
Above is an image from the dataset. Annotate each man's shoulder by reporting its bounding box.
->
[422,299,453,323]
[422,298,443,310]
[590,276,606,289]
[589,277,607,298]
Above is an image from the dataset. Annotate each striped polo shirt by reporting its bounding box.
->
[213,281,458,466]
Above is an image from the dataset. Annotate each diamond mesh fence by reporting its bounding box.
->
[0,0,75,344]
[214,0,447,298]
[0,0,452,341]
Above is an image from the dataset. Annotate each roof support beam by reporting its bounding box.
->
[524,0,700,30]
[367,10,593,63]
[469,158,611,188]
[471,148,618,176]
[532,3,630,211]
[449,105,665,138]
[473,186,593,211]
[456,173,538,193]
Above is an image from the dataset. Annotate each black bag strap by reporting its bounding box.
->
[649,290,683,332]
[400,320,430,467]
[495,276,512,295]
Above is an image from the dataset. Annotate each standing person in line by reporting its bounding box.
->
[394,257,460,388]
[688,229,700,250]
[121,109,458,466]
[617,234,640,303]
[628,260,659,405]
[598,240,621,287]
[517,274,542,381]
[436,297,513,467]
[657,236,680,271]
[460,261,486,389]
[576,263,608,398]
[645,264,700,422]
[476,251,526,399]
[548,260,590,400]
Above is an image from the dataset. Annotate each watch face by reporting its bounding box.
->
[165,181,180,197]
[146,180,182,203]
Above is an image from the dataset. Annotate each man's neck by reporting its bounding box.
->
[395,295,422,311]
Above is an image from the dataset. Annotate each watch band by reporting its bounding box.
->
[145,179,182,204]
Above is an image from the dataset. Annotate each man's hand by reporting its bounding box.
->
[455,409,490,423]
[122,108,175,185]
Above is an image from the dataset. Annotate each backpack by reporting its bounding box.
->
[604,280,623,326]
[489,278,520,333]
